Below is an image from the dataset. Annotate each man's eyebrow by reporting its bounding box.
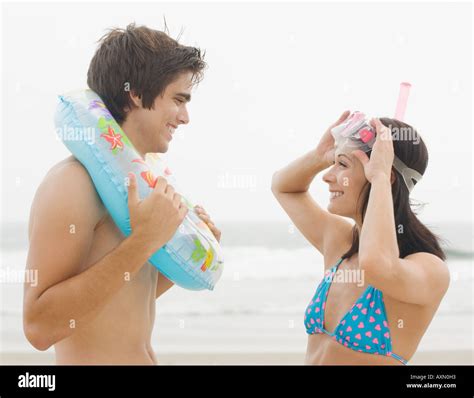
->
[175,93,191,102]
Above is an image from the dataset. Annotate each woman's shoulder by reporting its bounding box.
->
[404,251,450,286]
[322,219,354,269]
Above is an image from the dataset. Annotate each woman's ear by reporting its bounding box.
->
[391,169,396,184]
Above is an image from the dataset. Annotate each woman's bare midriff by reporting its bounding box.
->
[54,194,159,365]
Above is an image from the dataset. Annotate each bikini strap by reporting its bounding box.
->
[334,257,344,270]
[389,351,408,365]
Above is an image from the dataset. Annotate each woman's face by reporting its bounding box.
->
[322,152,368,221]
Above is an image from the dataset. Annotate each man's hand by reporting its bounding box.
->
[128,173,188,255]
[194,205,221,242]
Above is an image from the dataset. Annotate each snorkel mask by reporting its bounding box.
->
[330,83,423,193]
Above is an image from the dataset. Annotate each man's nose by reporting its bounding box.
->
[178,106,190,125]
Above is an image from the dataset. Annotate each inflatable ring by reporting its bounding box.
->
[54,89,224,290]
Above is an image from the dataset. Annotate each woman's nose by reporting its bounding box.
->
[322,168,336,184]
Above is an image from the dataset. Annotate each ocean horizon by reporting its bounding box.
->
[1,220,473,255]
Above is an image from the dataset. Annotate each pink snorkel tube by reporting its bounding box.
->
[391,82,423,192]
[394,82,412,122]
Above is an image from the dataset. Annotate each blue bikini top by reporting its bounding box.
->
[305,257,407,365]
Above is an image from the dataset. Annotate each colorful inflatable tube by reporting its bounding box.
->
[55,89,224,290]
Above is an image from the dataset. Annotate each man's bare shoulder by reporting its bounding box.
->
[30,156,106,231]
[45,156,92,183]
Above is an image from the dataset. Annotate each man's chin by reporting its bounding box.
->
[155,141,169,153]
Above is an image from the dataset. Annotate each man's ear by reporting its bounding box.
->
[129,91,142,108]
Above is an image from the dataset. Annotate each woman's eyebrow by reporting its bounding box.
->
[338,154,352,163]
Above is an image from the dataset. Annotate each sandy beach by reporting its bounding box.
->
[2,246,472,367]
[1,349,472,366]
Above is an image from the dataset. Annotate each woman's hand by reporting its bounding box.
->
[194,205,221,243]
[315,110,351,168]
[351,118,394,183]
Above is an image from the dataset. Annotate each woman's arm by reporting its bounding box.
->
[272,111,350,194]
[359,175,449,305]
[272,112,353,256]
[359,175,399,263]
[355,121,450,305]
[271,149,328,193]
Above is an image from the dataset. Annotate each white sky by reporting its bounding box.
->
[1,2,472,224]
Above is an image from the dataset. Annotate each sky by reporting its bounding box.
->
[1,1,472,224]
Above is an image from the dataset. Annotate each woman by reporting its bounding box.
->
[271,111,450,365]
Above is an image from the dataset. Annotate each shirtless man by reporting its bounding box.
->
[23,24,221,365]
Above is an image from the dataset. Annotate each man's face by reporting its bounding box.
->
[126,71,192,154]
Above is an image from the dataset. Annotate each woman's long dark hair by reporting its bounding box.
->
[342,118,446,261]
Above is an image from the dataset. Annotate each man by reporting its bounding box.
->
[23,24,221,364]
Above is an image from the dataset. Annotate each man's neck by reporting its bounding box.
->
[120,118,146,158]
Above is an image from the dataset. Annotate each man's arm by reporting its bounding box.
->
[23,162,154,350]
[24,163,187,350]
[155,272,174,299]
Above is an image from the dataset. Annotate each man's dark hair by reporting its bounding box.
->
[87,23,206,124]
